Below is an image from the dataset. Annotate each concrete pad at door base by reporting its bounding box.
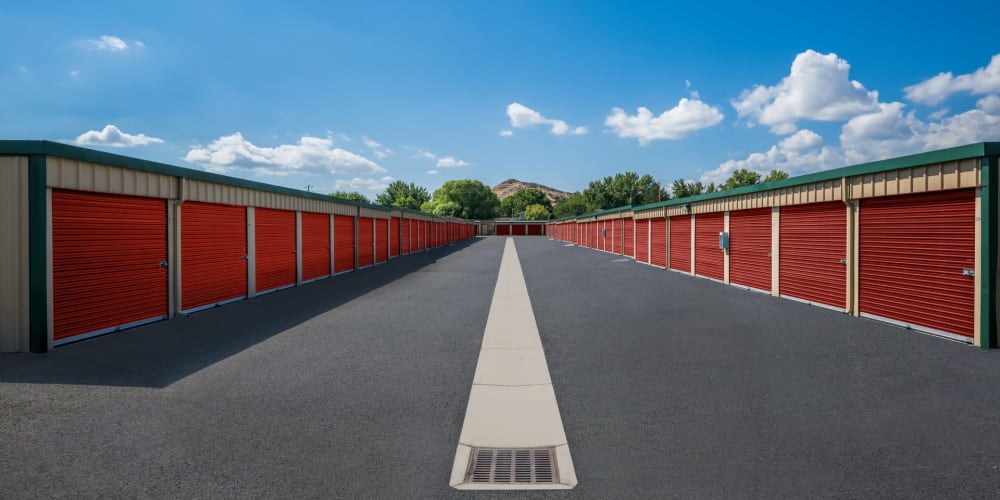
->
[458,384,567,449]
[472,349,552,386]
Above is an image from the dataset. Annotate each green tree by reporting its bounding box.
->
[670,179,704,198]
[524,203,551,220]
[500,188,551,218]
[424,179,500,219]
[331,190,370,204]
[583,172,663,209]
[764,170,790,183]
[722,168,762,190]
[375,181,430,209]
[552,192,593,218]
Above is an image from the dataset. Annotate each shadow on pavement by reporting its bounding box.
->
[0,239,485,388]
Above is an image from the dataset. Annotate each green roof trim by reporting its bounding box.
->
[630,142,1000,213]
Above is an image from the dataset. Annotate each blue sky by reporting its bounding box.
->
[3,1,1000,197]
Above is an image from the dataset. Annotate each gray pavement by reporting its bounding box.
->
[1,236,999,499]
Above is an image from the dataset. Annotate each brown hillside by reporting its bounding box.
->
[492,179,573,204]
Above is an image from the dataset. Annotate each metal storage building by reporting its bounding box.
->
[0,141,476,352]
[547,143,999,349]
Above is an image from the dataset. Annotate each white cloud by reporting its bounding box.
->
[184,133,384,176]
[362,136,393,159]
[732,49,880,134]
[411,147,472,168]
[506,102,587,136]
[88,35,130,52]
[605,98,724,145]
[334,176,395,193]
[904,54,1000,106]
[928,108,951,120]
[700,129,844,185]
[427,170,439,175]
[74,124,164,147]
[499,130,514,137]
[436,156,472,168]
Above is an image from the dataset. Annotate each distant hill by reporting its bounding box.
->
[492,178,573,204]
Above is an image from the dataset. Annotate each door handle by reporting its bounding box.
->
[962,268,975,277]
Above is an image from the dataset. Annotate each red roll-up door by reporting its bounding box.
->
[670,215,691,273]
[181,202,248,312]
[528,224,542,236]
[623,219,635,257]
[497,223,510,236]
[517,223,528,236]
[426,221,433,247]
[859,189,975,339]
[391,217,400,257]
[255,207,296,294]
[695,212,724,281]
[590,222,597,248]
[613,219,622,254]
[334,215,355,273]
[729,208,772,292]
[376,218,389,263]
[52,190,168,342]
[780,202,846,309]
[358,217,374,267]
[401,218,410,254]
[635,219,650,263]
[650,217,667,268]
[301,212,331,282]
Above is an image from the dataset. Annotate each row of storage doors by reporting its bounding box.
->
[51,190,469,344]
[495,223,545,236]
[548,189,976,341]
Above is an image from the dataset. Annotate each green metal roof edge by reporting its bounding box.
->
[631,142,1000,213]
[0,140,379,208]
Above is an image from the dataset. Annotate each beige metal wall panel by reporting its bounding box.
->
[0,157,30,352]
[848,159,981,200]
[184,179,358,215]
[359,207,390,219]
[46,156,177,199]
[634,207,665,219]
[597,211,630,221]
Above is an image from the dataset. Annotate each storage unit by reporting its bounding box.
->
[635,219,650,263]
[859,189,976,340]
[180,201,248,312]
[390,217,400,257]
[358,217,374,267]
[528,223,543,236]
[613,219,623,254]
[334,215,356,273]
[496,223,510,236]
[669,215,691,273]
[402,218,411,254]
[254,207,297,294]
[694,212,724,281]
[51,190,168,343]
[779,202,846,309]
[623,219,635,257]
[376,218,389,263]
[729,208,772,292]
[650,217,667,268]
[300,212,331,282]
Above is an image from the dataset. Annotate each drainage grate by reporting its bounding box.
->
[467,448,557,484]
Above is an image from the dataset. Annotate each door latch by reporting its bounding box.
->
[158,261,169,268]
[962,268,975,277]
[839,258,847,265]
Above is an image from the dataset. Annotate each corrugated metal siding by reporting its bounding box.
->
[52,190,168,341]
[254,207,297,293]
[849,159,980,199]
[358,217,374,267]
[47,156,177,199]
[334,215,355,273]
[635,219,650,263]
[185,179,357,215]
[623,219,635,257]
[780,202,847,309]
[635,207,665,220]
[859,189,975,338]
[669,215,691,272]
[650,217,667,268]
[694,212,724,281]
[0,157,30,352]
[301,212,331,281]
[181,202,248,311]
[729,208,772,291]
[376,218,389,263]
